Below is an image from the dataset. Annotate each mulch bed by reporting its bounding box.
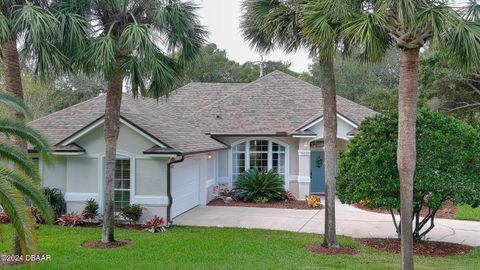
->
[81,239,132,249]
[304,244,358,255]
[208,198,322,210]
[56,222,144,231]
[356,238,473,257]
[354,200,457,219]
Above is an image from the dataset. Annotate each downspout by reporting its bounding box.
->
[167,155,184,225]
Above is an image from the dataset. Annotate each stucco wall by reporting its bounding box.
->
[42,123,170,223]
[42,157,67,192]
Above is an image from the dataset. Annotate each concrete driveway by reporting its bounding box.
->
[173,200,480,246]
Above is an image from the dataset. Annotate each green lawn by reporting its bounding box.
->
[0,225,478,270]
[455,205,480,221]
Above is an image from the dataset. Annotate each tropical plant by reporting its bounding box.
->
[120,204,143,224]
[0,92,53,256]
[57,0,207,243]
[44,187,66,219]
[343,1,480,267]
[55,212,83,227]
[143,215,166,233]
[82,198,99,221]
[0,210,9,223]
[306,195,321,208]
[241,0,355,248]
[233,168,286,202]
[337,109,480,242]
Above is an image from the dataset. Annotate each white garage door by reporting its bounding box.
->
[171,158,200,218]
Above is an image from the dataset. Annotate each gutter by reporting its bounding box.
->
[166,155,185,225]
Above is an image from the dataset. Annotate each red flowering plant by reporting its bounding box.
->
[0,211,9,224]
[56,212,84,227]
[143,215,167,233]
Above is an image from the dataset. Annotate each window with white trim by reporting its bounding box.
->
[114,159,131,212]
[231,139,287,181]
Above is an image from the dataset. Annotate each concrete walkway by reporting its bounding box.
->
[173,200,480,246]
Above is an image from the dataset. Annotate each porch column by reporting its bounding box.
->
[297,138,311,199]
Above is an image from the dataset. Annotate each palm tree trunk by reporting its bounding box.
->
[319,57,338,248]
[1,39,28,255]
[101,62,123,243]
[397,48,419,270]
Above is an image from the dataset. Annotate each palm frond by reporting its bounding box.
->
[154,0,207,66]
[0,141,40,182]
[443,20,480,72]
[240,0,279,53]
[0,118,53,164]
[0,91,32,119]
[83,34,117,79]
[0,11,12,43]
[3,166,53,223]
[463,0,480,21]
[0,171,37,256]
[13,1,68,78]
[416,3,458,45]
[343,9,392,62]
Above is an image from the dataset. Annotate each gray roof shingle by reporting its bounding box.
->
[29,71,376,154]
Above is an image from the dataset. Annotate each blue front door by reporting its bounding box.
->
[310,151,325,193]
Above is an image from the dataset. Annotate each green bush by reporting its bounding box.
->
[337,109,480,242]
[233,168,286,202]
[44,187,66,219]
[120,204,144,223]
[82,198,99,220]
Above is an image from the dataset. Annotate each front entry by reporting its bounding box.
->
[310,151,325,193]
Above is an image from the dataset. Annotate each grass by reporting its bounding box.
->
[0,225,478,270]
[455,205,480,221]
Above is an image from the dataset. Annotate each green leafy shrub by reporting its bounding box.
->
[120,204,144,223]
[44,187,66,219]
[82,199,99,220]
[337,109,480,242]
[233,168,286,202]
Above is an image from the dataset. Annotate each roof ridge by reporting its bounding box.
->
[29,94,105,124]
[185,71,289,117]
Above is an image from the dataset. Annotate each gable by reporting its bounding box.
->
[75,122,157,157]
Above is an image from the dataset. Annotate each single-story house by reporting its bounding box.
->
[29,71,376,222]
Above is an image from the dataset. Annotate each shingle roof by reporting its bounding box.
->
[181,71,377,134]
[29,71,376,154]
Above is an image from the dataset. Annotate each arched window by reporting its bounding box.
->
[231,139,286,181]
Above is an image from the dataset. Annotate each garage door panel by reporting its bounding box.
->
[171,159,200,218]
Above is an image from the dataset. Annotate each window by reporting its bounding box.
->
[114,159,131,212]
[231,139,287,181]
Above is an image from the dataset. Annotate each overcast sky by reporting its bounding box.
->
[195,0,471,73]
[196,0,311,73]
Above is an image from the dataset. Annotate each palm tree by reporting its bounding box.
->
[343,1,480,269]
[0,1,69,254]
[0,91,53,257]
[241,0,353,248]
[58,0,206,243]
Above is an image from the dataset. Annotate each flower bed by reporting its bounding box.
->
[207,198,322,210]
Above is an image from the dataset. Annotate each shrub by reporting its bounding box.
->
[337,109,480,242]
[30,206,44,224]
[143,215,166,233]
[0,211,9,224]
[254,197,268,204]
[82,199,99,220]
[233,168,286,202]
[120,204,144,223]
[44,187,66,219]
[56,212,83,227]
